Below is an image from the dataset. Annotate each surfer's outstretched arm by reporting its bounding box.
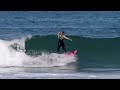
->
[63,35,72,41]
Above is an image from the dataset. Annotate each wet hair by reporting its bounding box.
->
[62,31,65,34]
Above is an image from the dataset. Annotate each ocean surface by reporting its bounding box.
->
[0,11,120,79]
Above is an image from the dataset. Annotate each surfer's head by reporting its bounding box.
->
[62,31,65,35]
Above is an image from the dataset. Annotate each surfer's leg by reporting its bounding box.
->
[57,43,61,52]
[62,43,66,53]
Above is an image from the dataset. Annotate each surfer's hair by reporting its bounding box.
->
[62,31,65,34]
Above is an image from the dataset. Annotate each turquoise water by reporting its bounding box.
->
[0,11,120,79]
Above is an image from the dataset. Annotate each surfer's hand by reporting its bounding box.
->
[70,39,72,41]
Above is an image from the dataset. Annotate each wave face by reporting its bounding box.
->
[25,35,120,67]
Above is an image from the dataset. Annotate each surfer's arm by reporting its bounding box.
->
[58,32,60,39]
[63,35,72,41]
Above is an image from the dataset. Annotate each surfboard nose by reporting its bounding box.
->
[73,50,77,54]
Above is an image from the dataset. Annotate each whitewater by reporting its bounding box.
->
[0,37,77,67]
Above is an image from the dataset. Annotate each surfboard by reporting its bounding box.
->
[64,50,78,57]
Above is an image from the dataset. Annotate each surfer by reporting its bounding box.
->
[57,31,72,53]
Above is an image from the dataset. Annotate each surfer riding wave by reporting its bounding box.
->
[57,31,72,53]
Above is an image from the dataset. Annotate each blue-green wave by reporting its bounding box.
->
[25,35,120,67]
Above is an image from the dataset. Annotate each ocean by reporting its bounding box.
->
[0,11,120,79]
